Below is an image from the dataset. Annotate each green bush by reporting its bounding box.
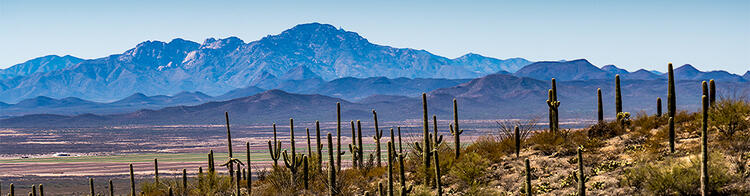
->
[622,152,734,195]
[448,152,490,189]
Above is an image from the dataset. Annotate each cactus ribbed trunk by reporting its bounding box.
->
[709,79,716,106]
[657,97,662,117]
[421,93,431,184]
[597,88,603,122]
[251,142,253,195]
[316,121,322,171]
[303,156,309,190]
[182,169,187,196]
[525,159,532,196]
[39,184,44,196]
[700,94,709,196]
[669,117,675,153]
[357,120,364,168]
[387,142,394,196]
[307,128,312,158]
[225,112,234,180]
[129,164,135,196]
[514,126,521,158]
[433,149,442,196]
[154,159,159,184]
[269,124,281,167]
[235,169,241,196]
[374,110,382,167]
[452,99,461,159]
[577,148,585,196]
[350,121,358,168]
[327,133,337,196]
[615,75,622,115]
[667,63,676,118]
[397,127,403,154]
[398,153,412,196]
[336,102,342,172]
[551,78,559,131]
[90,178,95,196]
[209,150,215,173]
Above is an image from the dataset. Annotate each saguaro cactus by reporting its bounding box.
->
[268,124,282,167]
[235,169,241,196]
[397,127,404,154]
[303,156,309,190]
[373,112,384,167]
[307,128,312,158]
[577,147,586,196]
[669,117,675,153]
[397,153,412,196]
[108,180,112,196]
[415,93,432,184]
[31,185,35,196]
[182,169,187,196]
[432,115,443,148]
[615,74,622,115]
[525,159,532,196]
[251,142,253,195]
[657,97,662,117]
[90,178,95,196]
[336,102,343,172]
[433,149,442,196]
[387,142,395,196]
[451,98,462,159]
[546,89,560,131]
[10,183,14,196]
[709,79,716,106]
[514,126,521,158]
[357,120,364,168]
[209,150,216,173]
[349,121,359,168]
[316,121,323,170]
[283,118,304,187]
[154,158,159,184]
[701,94,709,196]
[597,88,603,122]
[129,164,135,196]
[551,78,559,131]
[668,63,676,118]
[225,112,235,179]
[39,184,44,196]
[327,133,338,196]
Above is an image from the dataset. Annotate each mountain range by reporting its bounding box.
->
[0,23,530,103]
[3,71,748,127]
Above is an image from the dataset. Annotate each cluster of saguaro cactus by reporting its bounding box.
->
[547,79,560,131]
[349,121,360,168]
[268,124,282,167]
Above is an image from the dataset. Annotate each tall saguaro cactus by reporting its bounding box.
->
[268,124,282,167]
[597,88,603,122]
[225,112,234,179]
[700,94,709,196]
[451,98,463,159]
[414,93,432,185]
[251,142,253,195]
[336,102,345,172]
[547,89,560,131]
[303,156,309,190]
[357,120,364,168]
[315,121,323,169]
[306,128,312,158]
[373,110,384,167]
[349,121,360,169]
[514,126,521,158]
[669,117,675,153]
[577,147,586,196]
[615,74,622,115]
[433,149,443,196]
[668,63,676,118]
[327,133,338,196]
[657,97,662,117]
[90,178,95,196]
[397,152,412,196]
[129,164,135,196]
[154,158,159,184]
[387,142,395,196]
[525,159,533,196]
[709,79,716,106]
[283,118,304,187]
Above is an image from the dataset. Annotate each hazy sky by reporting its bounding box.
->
[1,0,748,73]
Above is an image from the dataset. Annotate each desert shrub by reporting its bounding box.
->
[406,143,455,186]
[464,136,507,162]
[447,152,490,189]
[710,97,750,138]
[587,120,623,139]
[631,111,667,135]
[527,129,599,156]
[622,152,734,195]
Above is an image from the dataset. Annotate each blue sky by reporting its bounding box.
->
[1,0,748,73]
